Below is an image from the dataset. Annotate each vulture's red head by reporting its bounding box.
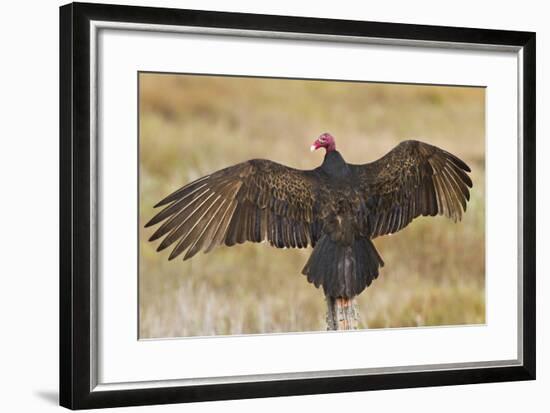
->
[310,133,336,153]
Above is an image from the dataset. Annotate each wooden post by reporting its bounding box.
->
[325,296,359,330]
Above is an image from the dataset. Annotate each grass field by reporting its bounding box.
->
[138,73,485,338]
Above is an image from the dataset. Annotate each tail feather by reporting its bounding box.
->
[302,235,384,298]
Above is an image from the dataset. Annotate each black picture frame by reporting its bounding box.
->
[60,2,536,410]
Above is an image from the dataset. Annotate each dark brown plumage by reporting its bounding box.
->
[146,134,472,298]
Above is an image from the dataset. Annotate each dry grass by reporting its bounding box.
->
[139,73,485,338]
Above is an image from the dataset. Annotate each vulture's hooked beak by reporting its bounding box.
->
[310,145,317,152]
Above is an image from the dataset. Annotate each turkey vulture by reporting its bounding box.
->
[145,133,472,298]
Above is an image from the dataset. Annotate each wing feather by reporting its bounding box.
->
[350,140,472,238]
[145,159,321,260]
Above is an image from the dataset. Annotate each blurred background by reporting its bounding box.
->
[139,73,485,338]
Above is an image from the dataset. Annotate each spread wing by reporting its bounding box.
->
[145,159,322,260]
[350,140,473,238]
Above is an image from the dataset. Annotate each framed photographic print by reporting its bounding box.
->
[59,2,536,409]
